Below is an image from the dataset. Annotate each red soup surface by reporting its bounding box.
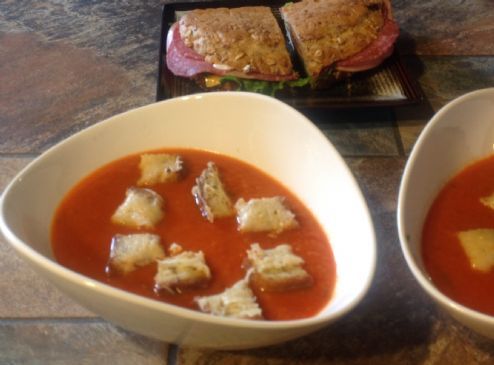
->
[422,154,494,315]
[51,148,336,320]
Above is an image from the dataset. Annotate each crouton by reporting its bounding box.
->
[195,279,263,319]
[137,153,183,186]
[107,233,165,274]
[480,193,494,210]
[458,229,494,272]
[154,245,211,293]
[246,243,313,291]
[111,187,164,229]
[235,197,298,235]
[191,162,234,222]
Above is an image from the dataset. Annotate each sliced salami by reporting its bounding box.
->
[166,24,217,78]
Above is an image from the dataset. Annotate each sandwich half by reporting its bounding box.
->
[166,6,300,94]
[280,0,399,88]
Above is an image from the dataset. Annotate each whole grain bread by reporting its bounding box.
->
[281,0,385,79]
[179,6,294,77]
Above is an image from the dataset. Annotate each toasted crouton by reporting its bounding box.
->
[458,229,494,272]
[195,279,263,319]
[107,233,165,274]
[480,193,494,210]
[191,162,234,222]
[246,243,313,291]
[137,153,183,186]
[235,197,298,235]
[154,245,211,293]
[111,187,164,229]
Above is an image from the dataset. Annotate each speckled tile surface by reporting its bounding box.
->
[0,157,31,190]
[0,157,92,317]
[304,108,400,156]
[0,320,167,365]
[2,0,494,363]
[393,102,433,155]
[0,236,93,318]
[393,0,494,56]
[177,317,494,365]
[395,56,494,154]
[0,32,139,153]
[411,57,494,111]
[0,0,161,154]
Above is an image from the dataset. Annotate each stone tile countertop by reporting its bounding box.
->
[1,0,494,363]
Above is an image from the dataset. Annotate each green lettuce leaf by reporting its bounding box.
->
[219,76,311,96]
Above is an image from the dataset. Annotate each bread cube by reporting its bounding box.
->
[137,153,183,186]
[191,162,234,222]
[246,243,312,292]
[195,279,263,319]
[107,233,165,274]
[111,187,164,229]
[154,245,211,293]
[458,229,494,272]
[480,193,494,210]
[235,197,298,235]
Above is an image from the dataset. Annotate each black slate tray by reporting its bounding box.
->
[156,1,424,108]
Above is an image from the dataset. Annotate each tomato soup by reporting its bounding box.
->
[51,148,336,320]
[422,154,494,315]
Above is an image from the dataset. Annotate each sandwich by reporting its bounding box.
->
[280,0,399,88]
[166,6,302,94]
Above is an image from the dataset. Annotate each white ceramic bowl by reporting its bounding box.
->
[0,92,375,349]
[398,88,494,338]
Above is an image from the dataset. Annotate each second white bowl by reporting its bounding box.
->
[398,88,494,339]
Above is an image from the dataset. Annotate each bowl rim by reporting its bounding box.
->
[0,91,376,330]
[397,87,494,325]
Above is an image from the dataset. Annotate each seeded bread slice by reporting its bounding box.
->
[281,0,385,84]
[179,6,294,78]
